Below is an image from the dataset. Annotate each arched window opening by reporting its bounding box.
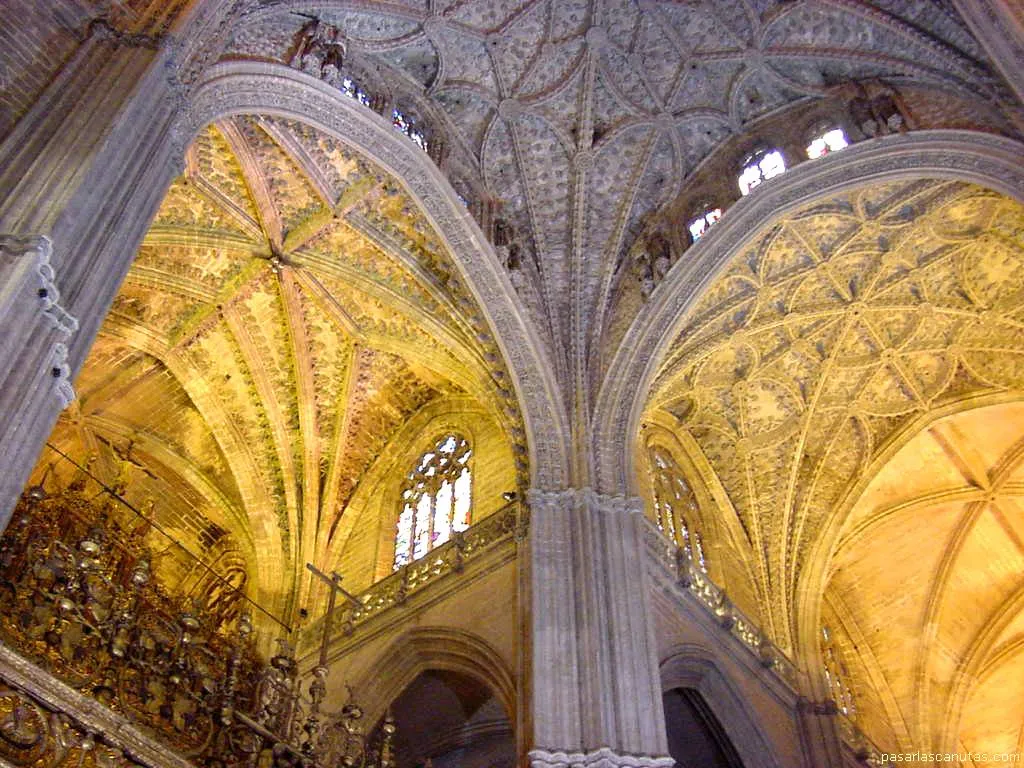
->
[341,76,372,107]
[806,127,849,159]
[821,625,857,718]
[649,446,708,573]
[394,434,472,570]
[687,207,723,242]
[392,107,428,152]
[737,149,786,196]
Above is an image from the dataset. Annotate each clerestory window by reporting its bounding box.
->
[806,127,849,159]
[738,149,786,196]
[341,77,372,107]
[687,207,722,242]
[821,625,857,717]
[649,446,707,572]
[394,434,472,570]
[392,108,428,152]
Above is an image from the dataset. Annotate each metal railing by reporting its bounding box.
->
[301,501,525,652]
[642,517,799,689]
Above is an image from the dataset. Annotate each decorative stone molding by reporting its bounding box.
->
[35,265,79,340]
[0,235,78,408]
[527,487,643,516]
[49,342,75,408]
[528,747,674,768]
[952,0,1024,109]
[0,234,79,335]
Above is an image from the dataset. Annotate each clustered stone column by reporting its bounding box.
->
[527,488,674,768]
[0,22,190,527]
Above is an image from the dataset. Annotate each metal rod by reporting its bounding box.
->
[306,563,362,668]
[306,563,362,606]
[42,442,291,633]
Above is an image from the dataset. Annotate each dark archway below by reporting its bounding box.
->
[664,687,745,768]
[384,669,514,768]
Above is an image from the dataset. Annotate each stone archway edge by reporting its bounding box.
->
[593,129,1024,495]
[185,61,572,491]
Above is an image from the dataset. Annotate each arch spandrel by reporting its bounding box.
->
[606,153,1024,657]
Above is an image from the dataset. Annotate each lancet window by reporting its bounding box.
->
[649,446,707,572]
[341,77,372,107]
[821,625,857,717]
[394,434,472,569]
[392,108,428,151]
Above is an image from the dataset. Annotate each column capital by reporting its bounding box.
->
[527,488,644,516]
[529,747,674,768]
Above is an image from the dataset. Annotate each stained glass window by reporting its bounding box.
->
[341,77,372,107]
[649,446,707,572]
[822,625,857,717]
[738,149,786,196]
[806,127,849,159]
[394,434,472,569]
[392,108,428,152]
[687,207,722,242]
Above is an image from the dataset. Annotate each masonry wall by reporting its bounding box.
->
[652,588,807,768]
[0,0,96,141]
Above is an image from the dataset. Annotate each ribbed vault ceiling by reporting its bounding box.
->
[40,115,522,617]
[827,401,1024,758]
[227,0,997,394]
[644,180,1024,656]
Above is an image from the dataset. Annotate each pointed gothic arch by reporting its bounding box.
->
[660,645,784,768]
[594,129,1024,498]
[184,61,570,493]
[347,626,517,732]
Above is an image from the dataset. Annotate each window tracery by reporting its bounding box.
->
[738,149,786,196]
[394,434,472,570]
[806,127,849,159]
[649,446,707,572]
[821,625,856,717]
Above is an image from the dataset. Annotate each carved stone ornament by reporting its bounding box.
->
[0,235,79,408]
[528,487,643,516]
[48,343,75,409]
[529,746,675,768]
